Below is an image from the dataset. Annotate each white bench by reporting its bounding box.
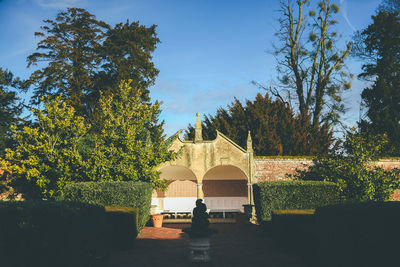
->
[161,210,193,219]
[209,209,240,219]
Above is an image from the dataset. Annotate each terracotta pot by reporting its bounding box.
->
[151,214,163,228]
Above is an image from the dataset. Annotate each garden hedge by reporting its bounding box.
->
[58,181,152,230]
[0,201,109,267]
[105,206,139,250]
[270,209,317,253]
[253,180,341,222]
[315,201,400,267]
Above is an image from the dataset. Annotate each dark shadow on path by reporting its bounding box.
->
[108,224,305,267]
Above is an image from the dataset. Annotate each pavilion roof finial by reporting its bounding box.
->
[195,112,203,143]
[247,131,253,153]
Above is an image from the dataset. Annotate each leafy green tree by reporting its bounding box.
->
[354,10,400,155]
[85,80,178,189]
[0,68,23,151]
[295,131,400,201]
[271,0,352,128]
[0,96,89,199]
[26,8,160,118]
[1,80,179,198]
[185,93,333,156]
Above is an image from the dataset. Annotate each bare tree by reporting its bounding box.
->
[273,0,352,128]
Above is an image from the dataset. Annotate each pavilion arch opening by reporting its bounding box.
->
[202,165,248,213]
[152,165,198,213]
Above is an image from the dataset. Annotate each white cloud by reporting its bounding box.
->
[340,0,357,31]
[34,0,86,8]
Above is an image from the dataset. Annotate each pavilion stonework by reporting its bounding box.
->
[153,114,400,213]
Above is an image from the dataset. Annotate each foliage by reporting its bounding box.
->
[85,80,178,188]
[57,181,153,230]
[296,131,400,201]
[105,206,139,250]
[1,80,177,198]
[272,209,315,215]
[353,10,400,156]
[0,201,109,267]
[94,20,159,104]
[26,8,109,116]
[253,180,340,222]
[185,93,333,155]
[271,0,352,128]
[26,8,159,118]
[270,209,316,252]
[0,68,24,152]
[0,96,89,199]
[379,0,400,12]
[315,201,400,267]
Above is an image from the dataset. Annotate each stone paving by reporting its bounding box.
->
[108,223,305,267]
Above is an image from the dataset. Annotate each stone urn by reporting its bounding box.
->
[243,204,254,221]
[183,199,216,263]
[151,214,163,228]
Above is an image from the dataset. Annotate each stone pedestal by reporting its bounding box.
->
[188,236,211,262]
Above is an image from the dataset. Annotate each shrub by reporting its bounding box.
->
[105,206,139,250]
[315,202,400,267]
[57,181,152,230]
[295,132,400,201]
[0,201,109,267]
[271,209,317,254]
[272,209,315,215]
[253,180,341,222]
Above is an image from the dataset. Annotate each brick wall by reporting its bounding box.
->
[254,158,313,182]
[372,159,400,170]
[254,158,400,182]
[254,157,400,200]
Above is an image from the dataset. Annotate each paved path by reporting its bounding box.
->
[108,223,305,267]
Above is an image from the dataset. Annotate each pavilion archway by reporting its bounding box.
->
[152,165,198,213]
[202,165,248,212]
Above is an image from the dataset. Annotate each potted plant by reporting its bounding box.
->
[151,213,163,228]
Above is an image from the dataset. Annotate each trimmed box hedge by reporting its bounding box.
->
[315,201,400,267]
[253,180,341,222]
[0,201,109,267]
[272,209,315,215]
[105,206,139,250]
[271,209,316,249]
[58,181,152,230]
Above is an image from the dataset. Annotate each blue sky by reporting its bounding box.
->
[0,0,382,137]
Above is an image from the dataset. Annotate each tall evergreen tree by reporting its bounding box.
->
[379,0,400,12]
[94,20,159,104]
[185,93,333,156]
[26,8,109,116]
[26,8,160,118]
[354,10,400,155]
[0,68,23,151]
